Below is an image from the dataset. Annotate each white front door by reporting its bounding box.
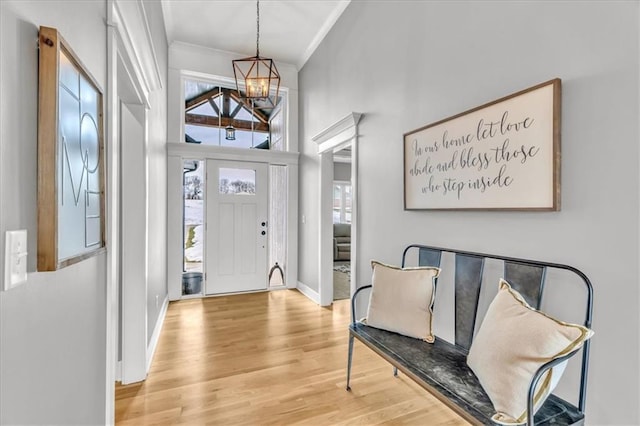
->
[206,160,268,294]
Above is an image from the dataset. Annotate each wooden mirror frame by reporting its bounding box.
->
[37,26,106,271]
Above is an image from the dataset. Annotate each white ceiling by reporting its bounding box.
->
[161,0,351,70]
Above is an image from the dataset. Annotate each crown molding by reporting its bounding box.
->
[312,112,362,154]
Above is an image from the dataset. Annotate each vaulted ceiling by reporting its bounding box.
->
[161,0,351,69]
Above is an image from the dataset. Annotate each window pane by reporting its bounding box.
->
[183,159,204,296]
[234,105,261,122]
[333,183,352,224]
[219,168,256,195]
[333,185,341,207]
[183,78,282,150]
[333,209,340,223]
[220,129,268,149]
[184,80,216,101]
[185,124,220,145]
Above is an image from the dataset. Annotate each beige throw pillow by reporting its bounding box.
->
[467,279,594,425]
[364,261,440,342]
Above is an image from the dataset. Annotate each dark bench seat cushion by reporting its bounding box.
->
[350,322,585,426]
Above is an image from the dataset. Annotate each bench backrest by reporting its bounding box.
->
[401,244,593,412]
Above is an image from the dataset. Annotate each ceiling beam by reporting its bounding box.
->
[207,98,220,115]
[228,91,269,124]
[186,87,270,125]
[229,102,243,119]
[186,88,222,110]
[186,114,269,132]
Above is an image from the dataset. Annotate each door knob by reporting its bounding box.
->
[261,231,266,235]
[261,222,267,227]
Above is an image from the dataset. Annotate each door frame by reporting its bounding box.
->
[119,101,148,384]
[167,144,300,301]
[105,0,156,421]
[312,113,363,307]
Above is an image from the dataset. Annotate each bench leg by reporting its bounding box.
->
[393,367,398,377]
[346,334,354,391]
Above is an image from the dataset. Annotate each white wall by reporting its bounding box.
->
[299,1,639,424]
[142,0,169,345]
[0,0,107,423]
[0,0,169,421]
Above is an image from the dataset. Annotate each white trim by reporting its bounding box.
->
[167,156,183,301]
[115,361,122,382]
[146,295,169,372]
[298,1,351,70]
[180,69,237,88]
[297,281,321,305]
[111,1,151,107]
[314,113,363,307]
[105,4,119,422]
[333,154,352,164]
[120,102,148,385]
[313,112,362,154]
[319,153,334,306]
[287,164,299,290]
[171,40,262,63]
[0,0,4,291]
[159,0,174,45]
[167,143,300,165]
[110,0,164,103]
[137,0,163,90]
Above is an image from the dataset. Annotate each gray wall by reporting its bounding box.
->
[333,162,351,182]
[143,0,169,344]
[0,0,169,422]
[298,1,639,424]
[0,0,107,423]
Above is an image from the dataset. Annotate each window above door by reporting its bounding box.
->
[184,79,281,149]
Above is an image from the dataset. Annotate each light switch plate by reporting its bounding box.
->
[4,230,27,291]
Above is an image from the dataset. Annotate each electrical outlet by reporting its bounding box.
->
[4,230,28,291]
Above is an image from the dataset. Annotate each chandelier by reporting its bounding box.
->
[232,0,280,108]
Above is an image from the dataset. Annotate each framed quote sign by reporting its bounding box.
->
[404,79,561,210]
[37,27,106,271]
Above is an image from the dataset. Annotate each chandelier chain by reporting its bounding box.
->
[256,0,260,57]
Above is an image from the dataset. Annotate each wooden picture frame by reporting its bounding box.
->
[38,26,106,271]
[403,79,561,211]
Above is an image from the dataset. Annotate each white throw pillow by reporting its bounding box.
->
[364,261,440,342]
[467,279,594,425]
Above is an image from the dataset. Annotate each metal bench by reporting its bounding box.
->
[346,245,593,425]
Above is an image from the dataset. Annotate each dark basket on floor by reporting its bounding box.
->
[182,272,202,295]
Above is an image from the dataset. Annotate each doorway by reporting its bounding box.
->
[332,148,352,301]
[313,112,362,307]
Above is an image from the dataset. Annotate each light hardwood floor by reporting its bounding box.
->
[115,290,468,425]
